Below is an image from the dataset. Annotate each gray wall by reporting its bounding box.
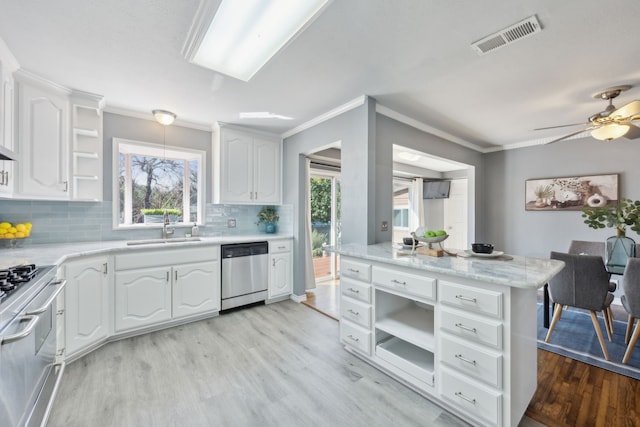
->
[103,112,213,202]
[283,98,382,296]
[484,136,640,258]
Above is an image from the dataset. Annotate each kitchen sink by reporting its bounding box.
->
[126,237,202,246]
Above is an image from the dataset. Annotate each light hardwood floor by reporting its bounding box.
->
[49,301,482,427]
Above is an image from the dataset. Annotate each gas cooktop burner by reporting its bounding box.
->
[0,264,38,300]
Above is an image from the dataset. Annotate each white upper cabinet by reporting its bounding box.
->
[12,70,104,201]
[213,123,281,204]
[15,71,70,199]
[0,45,17,196]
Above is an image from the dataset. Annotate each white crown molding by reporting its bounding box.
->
[376,104,485,153]
[282,95,367,139]
[14,68,71,95]
[104,105,214,132]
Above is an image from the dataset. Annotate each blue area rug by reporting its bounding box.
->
[536,304,640,380]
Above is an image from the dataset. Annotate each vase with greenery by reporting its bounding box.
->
[257,206,279,233]
[534,184,554,208]
[582,198,640,272]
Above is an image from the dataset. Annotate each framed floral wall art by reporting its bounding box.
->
[525,173,619,211]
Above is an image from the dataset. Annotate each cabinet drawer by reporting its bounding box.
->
[269,239,291,254]
[341,258,372,283]
[340,321,372,355]
[440,335,502,388]
[341,277,371,303]
[441,368,502,426]
[373,267,435,301]
[440,281,503,319]
[440,308,503,349]
[340,297,371,328]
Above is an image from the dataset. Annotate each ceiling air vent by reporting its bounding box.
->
[471,15,542,55]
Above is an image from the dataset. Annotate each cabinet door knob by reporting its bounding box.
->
[166,271,170,282]
[103,263,108,275]
[63,180,68,192]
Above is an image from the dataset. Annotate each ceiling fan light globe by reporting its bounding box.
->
[591,124,630,141]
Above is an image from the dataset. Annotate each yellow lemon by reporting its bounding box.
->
[0,222,10,229]
[7,227,16,234]
[25,222,32,229]
[15,231,25,238]
[15,224,26,232]
[5,233,15,238]
[24,230,30,237]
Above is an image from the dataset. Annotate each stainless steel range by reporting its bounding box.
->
[0,264,66,427]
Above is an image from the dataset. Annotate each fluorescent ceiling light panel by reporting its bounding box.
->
[192,0,330,81]
[240,112,293,120]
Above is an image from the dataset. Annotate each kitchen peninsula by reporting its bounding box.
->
[328,242,564,427]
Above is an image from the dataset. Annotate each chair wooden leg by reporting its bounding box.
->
[626,315,635,345]
[590,311,610,361]
[608,307,614,337]
[623,320,640,364]
[603,308,613,342]
[545,303,564,343]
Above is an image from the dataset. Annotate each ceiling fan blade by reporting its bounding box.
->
[611,100,640,120]
[534,122,586,131]
[545,128,591,144]
[623,123,640,140]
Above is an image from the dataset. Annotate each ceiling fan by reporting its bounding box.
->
[535,85,640,144]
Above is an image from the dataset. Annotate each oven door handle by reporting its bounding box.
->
[1,315,39,345]
[25,279,66,315]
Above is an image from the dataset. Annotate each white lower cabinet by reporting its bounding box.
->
[115,266,172,331]
[268,239,292,299]
[63,255,110,358]
[172,260,220,318]
[338,256,535,427]
[114,246,220,333]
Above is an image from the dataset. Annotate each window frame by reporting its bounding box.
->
[112,137,206,230]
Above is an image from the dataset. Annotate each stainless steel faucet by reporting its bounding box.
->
[162,210,175,239]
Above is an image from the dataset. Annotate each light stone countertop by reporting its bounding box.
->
[327,242,564,289]
[0,234,292,268]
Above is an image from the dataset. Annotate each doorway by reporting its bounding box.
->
[302,159,342,320]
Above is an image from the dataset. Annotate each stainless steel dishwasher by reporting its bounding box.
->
[221,241,269,310]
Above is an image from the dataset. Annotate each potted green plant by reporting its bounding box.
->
[256,206,279,233]
[141,208,182,224]
[582,198,640,271]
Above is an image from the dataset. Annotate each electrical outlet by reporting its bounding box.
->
[381,221,388,231]
[227,218,236,228]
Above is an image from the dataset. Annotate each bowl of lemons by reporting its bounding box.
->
[0,221,33,242]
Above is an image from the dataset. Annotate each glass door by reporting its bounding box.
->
[310,171,341,282]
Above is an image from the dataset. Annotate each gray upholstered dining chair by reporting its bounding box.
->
[622,257,640,363]
[568,240,617,294]
[545,251,614,360]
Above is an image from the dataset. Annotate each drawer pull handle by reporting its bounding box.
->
[455,295,477,303]
[347,287,360,294]
[454,391,476,405]
[348,268,360,273]
[278,246,286,250]
[347,334,360,342]
[347,309,359,316]
[455,323,477,333]
[391,279,407,286]
[455,354,477,366]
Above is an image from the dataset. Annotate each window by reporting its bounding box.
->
[113,138,205,228]
[393,208,409,228]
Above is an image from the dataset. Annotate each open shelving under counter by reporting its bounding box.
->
[328,245,565,427]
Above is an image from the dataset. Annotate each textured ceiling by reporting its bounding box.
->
[1,0,640,150]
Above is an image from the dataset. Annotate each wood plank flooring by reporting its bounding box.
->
[48,301,475,427]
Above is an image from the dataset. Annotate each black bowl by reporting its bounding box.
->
[472,243,494,254]
[403,237,418,246]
